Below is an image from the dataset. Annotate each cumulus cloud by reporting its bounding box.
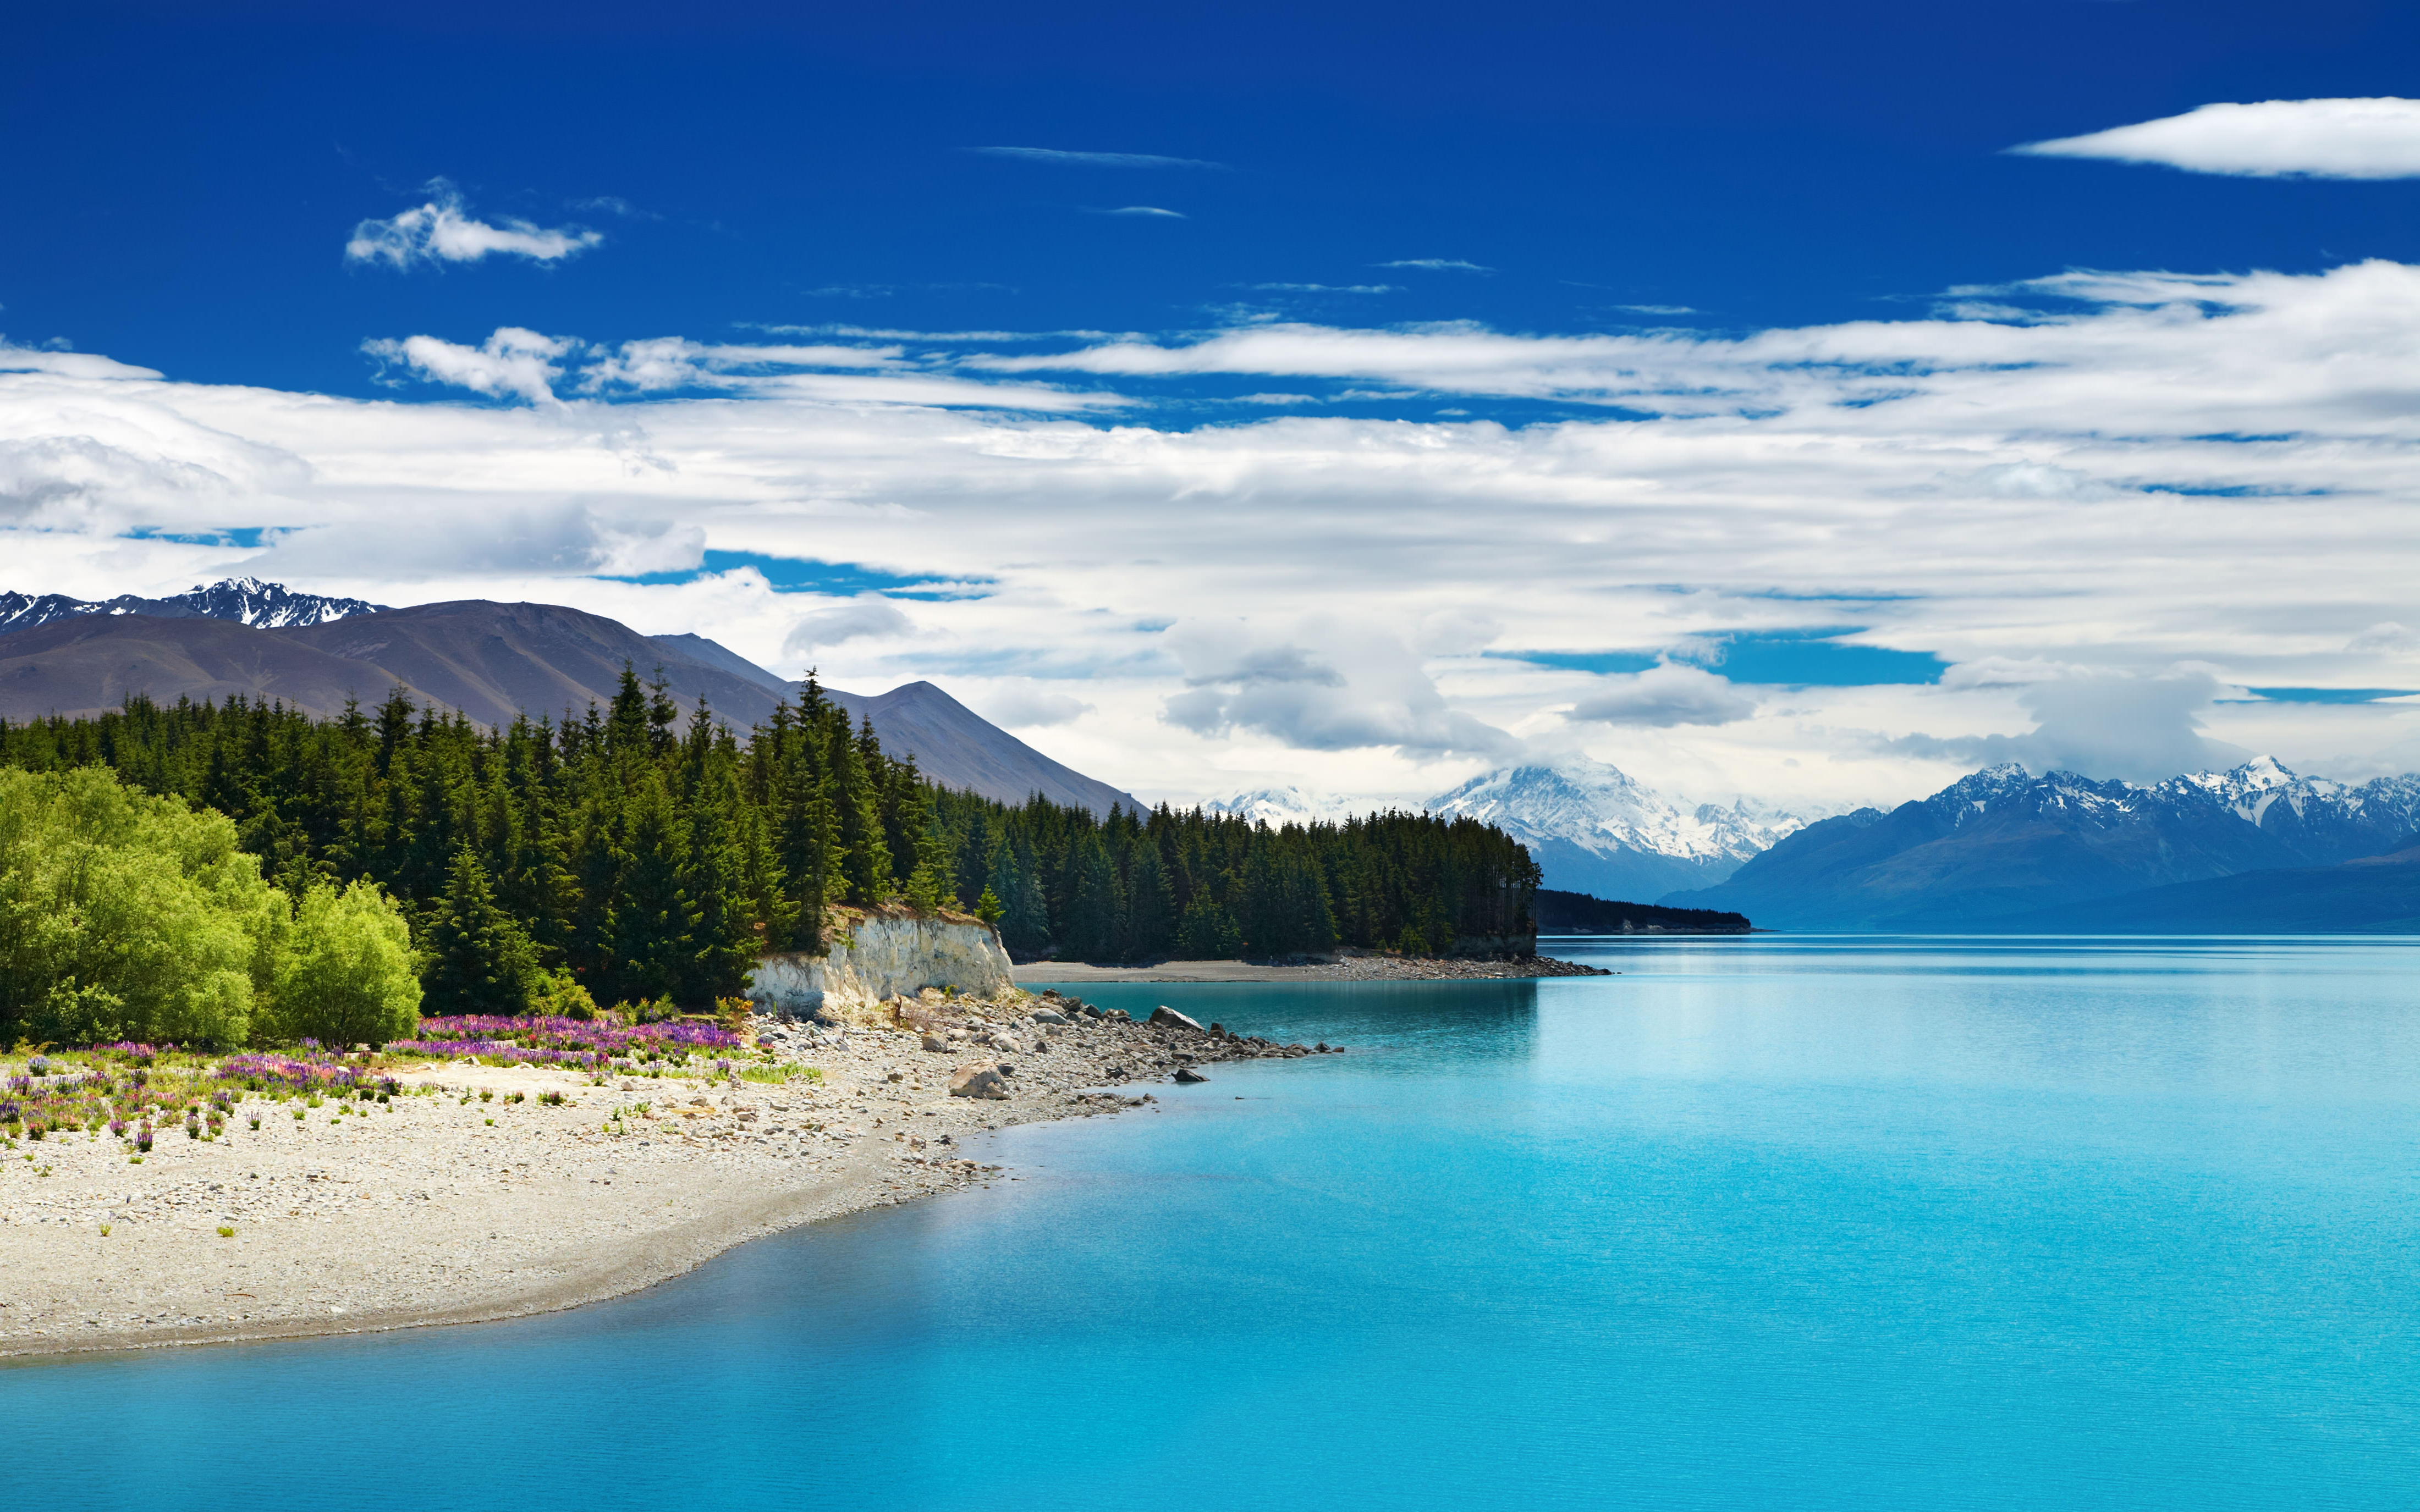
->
[2347,622,2418,653]
[975,147,1224,169]
[1967,462,2122,500]
[782,595,914,655]
[1162,617,1520,761]
[362,328,578,405]
[366,328,1125,411]
[1887,672,2253,783]
[2011,98,2420,179]
[1566,663,1758,727]
[984,687,1093,727]
[345,181,604,268]
[18,259,2420,806]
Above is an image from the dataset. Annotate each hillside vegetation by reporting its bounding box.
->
[0,672,1539,1020]
[0,766,418,1047]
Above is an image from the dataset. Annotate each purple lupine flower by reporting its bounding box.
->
[136,1121,154,1152]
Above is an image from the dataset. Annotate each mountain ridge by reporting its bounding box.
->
[1428,758,1812,900]
[1667,759,2420,929]
[0,576,386,635]
[0,586,1143,814]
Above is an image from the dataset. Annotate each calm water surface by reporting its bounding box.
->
[9,937,2418,1509]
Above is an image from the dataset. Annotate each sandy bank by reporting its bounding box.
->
[0,1001,1292,1362]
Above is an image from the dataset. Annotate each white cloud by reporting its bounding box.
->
[0,344,162,380]
[1567,663,1757,727]
[1378,260,1492,272]
[783,595,915,656]
[345,180,604,269]
[983,687,1093,727]
[975,147,1224,169]
[1884,672,2252,784]
[1247,284,1400,294]
[1102,206,1186,218]
[13,260,2420,810]
[1162,617,1521,761]
[2348,622,2418,653]
[1616,304,1696,315]
[362,328,578,405]
[365,327,1126,412]
[2011,98,2420,179]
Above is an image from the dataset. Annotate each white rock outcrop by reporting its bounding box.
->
[749,911,1018,1025]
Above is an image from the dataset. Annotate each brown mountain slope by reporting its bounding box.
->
[0,601,1147,814]
[822,680,1146,814]
[0,616,424,720]
[277,601,788,730]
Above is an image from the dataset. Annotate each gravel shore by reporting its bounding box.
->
[0,998,1305,1361]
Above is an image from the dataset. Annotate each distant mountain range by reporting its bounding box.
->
[1202,786,1353,826]
[0,578,1142,814]
[2000,835,2420,934]
[1428,759,1812,900]
[0,576,385,634]
[1668,758,2420,930]
[820,681,1145,816]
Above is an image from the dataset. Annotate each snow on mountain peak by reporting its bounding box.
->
[1428,757,1811,867]
[1201,785,1348,827]
[0,578,387,637]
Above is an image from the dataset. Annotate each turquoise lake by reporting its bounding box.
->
[8,936,2418,1508]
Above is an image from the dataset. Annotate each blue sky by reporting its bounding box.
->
[14,0,2420,402]
[6,0,2420,810]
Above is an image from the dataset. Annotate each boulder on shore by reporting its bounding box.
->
[921,1033,949,1052]
[1173,1066,1209,1083]
[1150,1006,1206,1033]
[949,1063,1010,1100]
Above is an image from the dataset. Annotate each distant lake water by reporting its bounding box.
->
[9,937,2419,1509]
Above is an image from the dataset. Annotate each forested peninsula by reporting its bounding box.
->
[0,670,1539,1044]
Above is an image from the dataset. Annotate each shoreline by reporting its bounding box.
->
[1014,951,1613,984]
[0,998,1295,1365]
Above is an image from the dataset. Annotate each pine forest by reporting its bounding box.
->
[0,672,1541,1018]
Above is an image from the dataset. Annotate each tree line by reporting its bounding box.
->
[0,671,1539,1016]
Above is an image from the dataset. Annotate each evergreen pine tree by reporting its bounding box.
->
[420,845,540,1014]
[1126,843,1174,961]
[1176,890,1242,959]
[612,771,702,1005]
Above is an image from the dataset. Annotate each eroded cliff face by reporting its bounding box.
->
[749,907,1018,1025]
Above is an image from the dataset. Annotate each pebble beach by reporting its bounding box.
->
[0,994,1315,1360]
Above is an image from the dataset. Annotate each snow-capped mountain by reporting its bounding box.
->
[1428,758,1814,902]
[1201,786,1351,826]
[0,577,386,636]
[1671,758,2420,930]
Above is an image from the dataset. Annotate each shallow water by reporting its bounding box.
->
[9,937,2419,1509]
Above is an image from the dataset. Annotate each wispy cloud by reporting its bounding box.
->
[975,146,1225,169]
[1101,206,1186,218]
[361,328,577,405]
[571,195,652,218]
[2011,98,2420,179]
[1247,283,1400,294]
[345,180,603,269]
[22,260,2420,805]
[1378,259,1493,273]
[1566,663,1757,726]
[1616,303,1697,315]
[359,326,1126,411]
